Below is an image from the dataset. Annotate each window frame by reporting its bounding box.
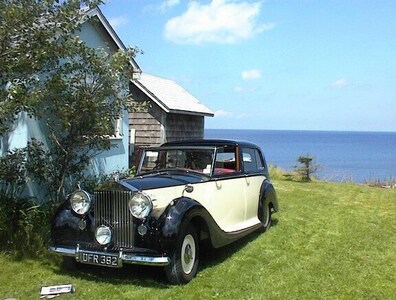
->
[241,147,266,174]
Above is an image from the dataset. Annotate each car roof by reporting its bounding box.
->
[161,139,260,149]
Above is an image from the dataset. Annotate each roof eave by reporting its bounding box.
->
[132,80,170,113]
[168,109,214,117]
[132,80,214,117]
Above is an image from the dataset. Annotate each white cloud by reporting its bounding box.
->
[331,78,350,88]
[108,16,129,29]
[234,86,243,93]
[241,69,262,80]
[144,0,180,13]
[164,0,274,44]
[160,0,181,11]
[214,109,234,118]
[235,113,248,119]
[214,109,249,119]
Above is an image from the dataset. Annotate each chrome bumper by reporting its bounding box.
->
[48,245,170,267]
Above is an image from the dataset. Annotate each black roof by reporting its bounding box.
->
[161,139,260,149]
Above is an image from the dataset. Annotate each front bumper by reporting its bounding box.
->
[49,244,170,267]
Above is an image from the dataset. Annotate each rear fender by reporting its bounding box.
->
[260,180,278,212]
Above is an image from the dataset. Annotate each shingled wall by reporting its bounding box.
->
[165,114,204,142]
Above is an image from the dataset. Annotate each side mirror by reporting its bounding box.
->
[182,184,194,197]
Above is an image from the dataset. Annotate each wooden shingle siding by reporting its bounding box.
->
[128,74,212,150]
[135,136,162,145]
[166,114,204,142]
[129,84,166,146]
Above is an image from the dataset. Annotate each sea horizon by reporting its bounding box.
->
[205,128,396,134]
[205,128,396,183]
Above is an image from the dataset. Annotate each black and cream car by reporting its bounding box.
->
[49,140,278,284]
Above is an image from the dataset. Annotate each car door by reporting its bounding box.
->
[191,146,247,232]
[241,147,267,224]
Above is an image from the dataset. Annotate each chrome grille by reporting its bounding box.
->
[94,190,134,248]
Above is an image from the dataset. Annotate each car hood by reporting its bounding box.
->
[120,171,207,191]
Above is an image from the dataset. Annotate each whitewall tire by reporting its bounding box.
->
[165,224,199,284]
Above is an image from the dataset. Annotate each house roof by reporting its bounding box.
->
[132,73,214,117]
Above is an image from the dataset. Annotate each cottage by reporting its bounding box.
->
[1,7,214,194]
[129,73,214,154]
[0,7,140,197]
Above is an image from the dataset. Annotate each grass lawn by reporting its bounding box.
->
[1,180,395,299]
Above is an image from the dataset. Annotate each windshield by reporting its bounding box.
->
[138,147,215,176]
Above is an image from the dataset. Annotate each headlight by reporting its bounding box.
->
[128,192,152,219]
[70,190,91,215]
[96,225,112,245]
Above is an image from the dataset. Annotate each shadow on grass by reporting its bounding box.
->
[52,261,170,288]
[199,218,278,270]
[49,219,278,287]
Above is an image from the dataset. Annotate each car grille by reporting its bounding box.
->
[94,190,134,249]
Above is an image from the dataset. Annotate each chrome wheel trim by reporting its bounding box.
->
[263,205,271,228]
[181,234,196,274]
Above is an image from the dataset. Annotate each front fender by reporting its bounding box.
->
[51,201,95,247]
[157,197,204,253]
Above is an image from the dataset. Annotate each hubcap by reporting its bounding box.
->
[181,234,195,274]
[264,205,270,227]
[184,245,192,264]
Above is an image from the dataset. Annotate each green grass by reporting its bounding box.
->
[1,180,395,299]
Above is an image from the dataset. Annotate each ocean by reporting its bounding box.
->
[205,129,396,183]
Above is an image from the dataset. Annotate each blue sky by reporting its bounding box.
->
[100,0,396,132]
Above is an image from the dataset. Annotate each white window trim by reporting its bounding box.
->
[108,115,123,140]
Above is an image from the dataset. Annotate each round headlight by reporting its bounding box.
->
[70,190,91,215]
[128,192,153,219]
[95,225,112,245]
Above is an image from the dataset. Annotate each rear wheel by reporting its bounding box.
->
[165,224,199,284]
[259,201,272,232]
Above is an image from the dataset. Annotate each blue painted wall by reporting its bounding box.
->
[78,21,130,176]
[1,19,130,197]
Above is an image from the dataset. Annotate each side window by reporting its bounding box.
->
[255,150,265,170]
[214,147,238,175]
[242,148,265,172]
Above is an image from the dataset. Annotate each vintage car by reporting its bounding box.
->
[49,139,278,284]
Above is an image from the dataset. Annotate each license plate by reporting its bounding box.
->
[79,252,119,268]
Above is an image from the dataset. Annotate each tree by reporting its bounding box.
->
[294,155,320,182]
[0,0,143,200]
[1,0,99,133]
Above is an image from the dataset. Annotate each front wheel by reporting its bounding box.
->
[165,224,199,285]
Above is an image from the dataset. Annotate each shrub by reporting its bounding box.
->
[0,194,54,258]
[269,165,288,180]
[0,141,54,257]
[294,155,320,182]
[0,147,136,258]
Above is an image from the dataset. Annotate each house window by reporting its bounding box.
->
[109,115,123,139]
[114,117,122,138]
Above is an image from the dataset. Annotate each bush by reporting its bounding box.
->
[294,155,320,182]
[269,165,288,180]
[0,153,136,258]
[0,194,54,258]
[0,141,54,258]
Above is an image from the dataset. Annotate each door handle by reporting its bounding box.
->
[215,180,222,190]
